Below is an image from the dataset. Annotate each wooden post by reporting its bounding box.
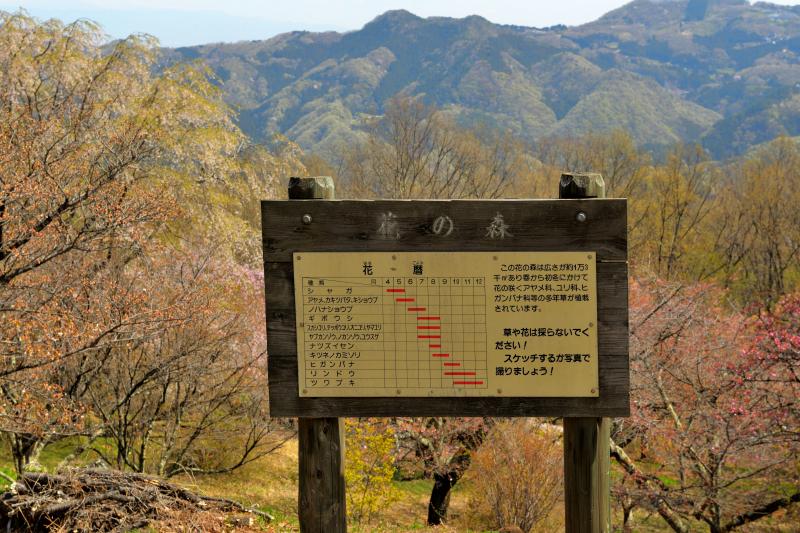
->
[289,176,346,533]
[560,172,611,533]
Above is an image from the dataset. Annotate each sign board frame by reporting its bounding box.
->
[262,199,628,418]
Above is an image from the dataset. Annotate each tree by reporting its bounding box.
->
[713,137,800,306]
[737,291,800,458]
[344,418,399,525]
[634,144,718,279]
[535,129,649,199]
[64,252,287,477]
[466,420,562,532]
[0,11,289,472]
[340,96,524,199]
[612,277,800,531]
[394,416,491,525]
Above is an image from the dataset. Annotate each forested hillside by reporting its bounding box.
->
[165,0,800,159]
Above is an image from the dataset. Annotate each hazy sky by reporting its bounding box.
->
[3,0,799,47]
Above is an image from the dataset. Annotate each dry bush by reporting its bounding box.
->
[0,468,270,531]
[464,420,562,533]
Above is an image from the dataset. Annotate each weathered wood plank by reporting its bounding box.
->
[265,260,628,312]
[266,313,629,358]
[262,199,627,262]
[267,355,629,417]
[267,350,629,416]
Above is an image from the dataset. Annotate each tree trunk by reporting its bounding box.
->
[11,434,46,473]
[427,448,470,525]
[427,471,454,525]
[622,498,634,532]
[0,201,6,264]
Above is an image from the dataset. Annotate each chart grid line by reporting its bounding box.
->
[301,276,488,392]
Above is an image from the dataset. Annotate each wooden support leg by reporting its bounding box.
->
[289,177,345,533]
[560,173,612,532]
[564,417,611,533]
[298,417,346,533]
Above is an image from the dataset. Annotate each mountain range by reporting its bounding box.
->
[165,0,800,159]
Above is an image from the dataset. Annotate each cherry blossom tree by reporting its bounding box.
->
[612,278,800,531]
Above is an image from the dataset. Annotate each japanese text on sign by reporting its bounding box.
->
[293,252,598,397]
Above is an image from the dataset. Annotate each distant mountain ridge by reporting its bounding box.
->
[165,0,800,159]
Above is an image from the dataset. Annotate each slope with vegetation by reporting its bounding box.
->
[0,12,299,528]
[165,0,800,159]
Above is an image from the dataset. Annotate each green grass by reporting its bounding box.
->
[0,465,15,491]
[656,473,680,488]
[37,437,82,469]
[393,478,432,497]
[0,435,115,473]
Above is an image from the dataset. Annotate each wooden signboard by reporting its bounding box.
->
[262,199,628,418]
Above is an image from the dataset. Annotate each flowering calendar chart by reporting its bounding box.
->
[293,252,598,397]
